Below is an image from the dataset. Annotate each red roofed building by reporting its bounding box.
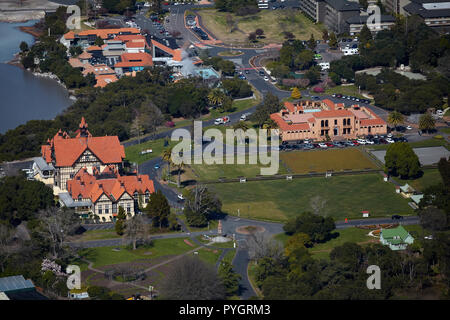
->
[270,100,387,142]
[62,166,155,221]
[61,28,141,48]
[36,118,125,194]
[114,52,153,75]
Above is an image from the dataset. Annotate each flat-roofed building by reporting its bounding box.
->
[403,0,450,32]
[324,0,361,34]
[299,0,327,23]
[346,14,396,35]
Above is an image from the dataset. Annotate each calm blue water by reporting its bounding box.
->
[0,21,72,134]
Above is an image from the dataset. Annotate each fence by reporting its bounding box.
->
[196,168,381,185]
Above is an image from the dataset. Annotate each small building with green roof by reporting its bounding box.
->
[380,225,414,251]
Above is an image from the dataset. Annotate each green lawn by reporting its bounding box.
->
[281,148,378,174]
[76,229,121,242]
[438,127,450,134]
[189,155,288,181]
[177,214,219,232]
[125,138,177,165]
[397,168,443,192]
[320,85,369,100]
[308,228,374,259]
[78,238,197,268]
[196,247,222,266]
[207,96,259,121]
[197,9,324,45]
[210,174,414,222]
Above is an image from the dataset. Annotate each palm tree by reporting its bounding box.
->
[208,89,225,107]
[176,163,185,188]
[162,147,173,182]
[262,119,278,133]
[419,113,436,133]
[387,111,404,131]
[233,121,250,144]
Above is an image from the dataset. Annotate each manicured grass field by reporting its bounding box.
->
[280,148,378,174]
[196,247,222,266]
[397,168,443,192]
[197,9,324,45]
[78,238,197,268]
[76,229,121,242]
[125,138,177,165]
[308,228,373,259]
[209,174,414,222]
[189,155,288,181]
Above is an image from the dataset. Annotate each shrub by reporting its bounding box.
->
[313,86,324,93]
[165,121,175,127]
[434,135,444,139]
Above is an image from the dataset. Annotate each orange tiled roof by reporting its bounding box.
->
[87,45,102,51]
[65,28,141,40]
[95,74,118,88]
[125,40,146,48]
[360,118,386,126]
[67,167,155,203]
[79,51,92,59]
[68,58,85,68]
[322,99,336,110]
[270,113,310,131]
[82,64,115,76]
[115,52,153,68]
[42,118,125,167]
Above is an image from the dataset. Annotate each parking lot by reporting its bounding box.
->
[279,134,407,152]
[371,146,450,165]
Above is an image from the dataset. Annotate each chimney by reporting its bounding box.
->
[137,177,142,182]
[81,181,85,186]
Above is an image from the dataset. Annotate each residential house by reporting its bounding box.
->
[270,99,387,142]
[380,225,414,250]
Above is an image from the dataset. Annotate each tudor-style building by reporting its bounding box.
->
[60,166,155,222]
[34,118,125,194]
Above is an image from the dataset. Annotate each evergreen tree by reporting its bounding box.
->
[145,190,170,229]
[291,87,301,99]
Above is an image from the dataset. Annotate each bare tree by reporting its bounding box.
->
[310,195,327,216]
[226,14,234,32]
[38,208,80,260]
[247,232,283,261]
[159,255,225,300]
[124,215,149,250]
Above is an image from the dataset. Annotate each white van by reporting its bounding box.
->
[319,62,330,70]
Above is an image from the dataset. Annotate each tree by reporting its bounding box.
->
[255,28,264,39]
[115,206,126,235]
[384,142,421,178]
[248,32,257,42]
[418,113,436,133]
[291,87,301,99]
[162,147,173,182]
[359,24,373,45]
[419,207,448,232]
[262,118,278,134]
[145,190,170,229]
[247,232,284,261]
[284,233,312,258]
[208,88,226,106]
[184,185,222,227]
[38,207,80,259]
[322,30,329,42]
[218,260,241,296]
[329,32,338,48]
[387,111,404,131]
[94,36,104,46]
[124,214,149,250]
[20,41,29,52]
[0,224,13,273]
[159,255,226,300]
[283,212,335,243]
[307,33,316,50]
[438,157,450,187]
[21,54,35,69]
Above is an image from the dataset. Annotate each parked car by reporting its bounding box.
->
[391,215,403,220]
[357,138,367,145]
[386,138,395,143]
[406,125,412,130]
[325,142,334,147]
[365,139,374,145]
[318,143,328,148]
[264,76,269,81]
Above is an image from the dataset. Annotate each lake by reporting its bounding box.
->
[0,20,73,134]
